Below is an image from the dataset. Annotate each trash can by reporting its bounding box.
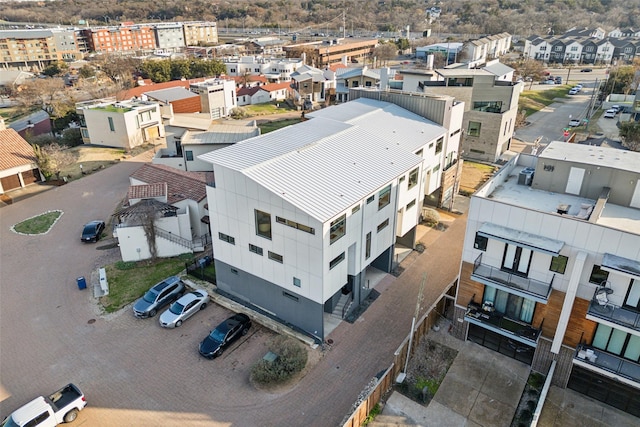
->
[76,276,87,290]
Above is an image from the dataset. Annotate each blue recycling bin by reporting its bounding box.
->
[76,276,87,290]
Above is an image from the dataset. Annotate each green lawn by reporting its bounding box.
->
[12,210,63,235]
[519,85,572,116]
[258,118,302,134]
[243,102,296,115]
[100,255,192,313]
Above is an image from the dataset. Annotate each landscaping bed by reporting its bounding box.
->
[394,339,458,405]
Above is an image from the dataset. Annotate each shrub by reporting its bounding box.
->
[422,208,440,226]
[229,107,249,119]
[251,336,307,385]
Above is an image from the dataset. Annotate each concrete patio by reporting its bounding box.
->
[376,325,530,427]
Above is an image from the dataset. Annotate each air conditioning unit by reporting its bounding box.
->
[518,167,535,186]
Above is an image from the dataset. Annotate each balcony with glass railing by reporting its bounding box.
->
[465,300,542,348]
[587,301,640,332]
[471,253,554,303]
[574,343,640,385]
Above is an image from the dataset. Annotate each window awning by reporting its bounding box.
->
[477,223,564,256]
[602,253,640,279]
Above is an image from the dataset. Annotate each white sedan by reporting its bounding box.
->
[159,289,210,328]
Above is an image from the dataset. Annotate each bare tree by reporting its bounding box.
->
[16,78,66,111]
[33,143,78,181]
[373,43,397,67]
[139,204,159,260]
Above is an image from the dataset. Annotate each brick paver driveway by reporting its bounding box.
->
[0,151,466,426]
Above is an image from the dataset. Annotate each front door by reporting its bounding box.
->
[502,244,532,276]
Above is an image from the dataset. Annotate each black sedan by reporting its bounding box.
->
[580,68,593,72]
[199,313,252,359]
[81,220,105,242]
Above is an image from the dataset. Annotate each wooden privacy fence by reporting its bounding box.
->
[341,284,454,427]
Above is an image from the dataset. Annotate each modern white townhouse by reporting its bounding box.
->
[452,142,640,417]
[200,95,462,341]
[222,56,304,83]
[76,98,164,150]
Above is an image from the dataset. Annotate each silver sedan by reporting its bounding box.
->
[159,289,210,328]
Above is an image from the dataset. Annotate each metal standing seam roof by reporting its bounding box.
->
[145,87,199,102]
[199,98,445,222]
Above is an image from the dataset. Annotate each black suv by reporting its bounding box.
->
[133,276,185,318]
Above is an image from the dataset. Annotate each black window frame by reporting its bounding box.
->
[218,232,235,245]
[329,252,345,270]
[549,255,568,274]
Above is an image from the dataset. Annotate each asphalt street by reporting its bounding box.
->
[514,82,601,145]
[0,150,466,426]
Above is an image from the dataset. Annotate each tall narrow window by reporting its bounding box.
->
[108,117,115,132]
[330,214,346,244]
[435,137,444,154]
[378,184,391,210]
[408,168,419,189]
[255,210,272,239]
[365,232,371,259]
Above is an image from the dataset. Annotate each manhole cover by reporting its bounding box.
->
[87,319,96,324]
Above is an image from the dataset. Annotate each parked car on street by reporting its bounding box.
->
[580,68,593,72]
[555,76,562,84]
[133,276,185,318]
[199,313,252,358]
[568,88,579,95]
[611,105,621,113]
[603,109,617,118]
[159,289,210,328]
[569,118,581,127]
[81,220,105,243]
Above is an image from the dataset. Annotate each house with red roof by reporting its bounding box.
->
[0,127,42,195]
[236,86,270,106]
[113,163,212,261]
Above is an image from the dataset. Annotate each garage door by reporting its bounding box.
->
[1,174,21,192]
[22,169,41,185]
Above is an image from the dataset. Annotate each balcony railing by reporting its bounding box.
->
[587,301,640,331]
[575,343,640,384]
[471,253,554,302]
[465,302,541,347]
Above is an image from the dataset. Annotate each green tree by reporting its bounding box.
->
[42,62,66,77]
[78,65,95,79]
[601,65,637,98]
[395,38,410,51]
[619,121,640,152]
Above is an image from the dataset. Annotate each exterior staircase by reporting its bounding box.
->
[332,292,353,319]
[154,226,207,252]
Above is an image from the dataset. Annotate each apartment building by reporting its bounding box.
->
[453,142,640,417]
[76,98,164,150]
[200,94,462,341]
[283,38,378,67]
[79,24,156,54]
[0,28,81,70]
[183,21,218,46]
[153,23,185,51]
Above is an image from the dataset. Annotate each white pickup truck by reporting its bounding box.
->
[1,384,87,427]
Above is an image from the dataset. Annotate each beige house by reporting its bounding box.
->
[76,98,165,150]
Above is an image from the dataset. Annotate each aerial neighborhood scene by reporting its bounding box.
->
[3,0,640,426]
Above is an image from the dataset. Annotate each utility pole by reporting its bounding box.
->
[396,273,426,383]
[342,10,346,39]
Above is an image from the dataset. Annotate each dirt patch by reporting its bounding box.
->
[394,339,458,405]
[460,161,497,195]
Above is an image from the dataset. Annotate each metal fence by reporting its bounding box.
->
[185,254,216,284]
